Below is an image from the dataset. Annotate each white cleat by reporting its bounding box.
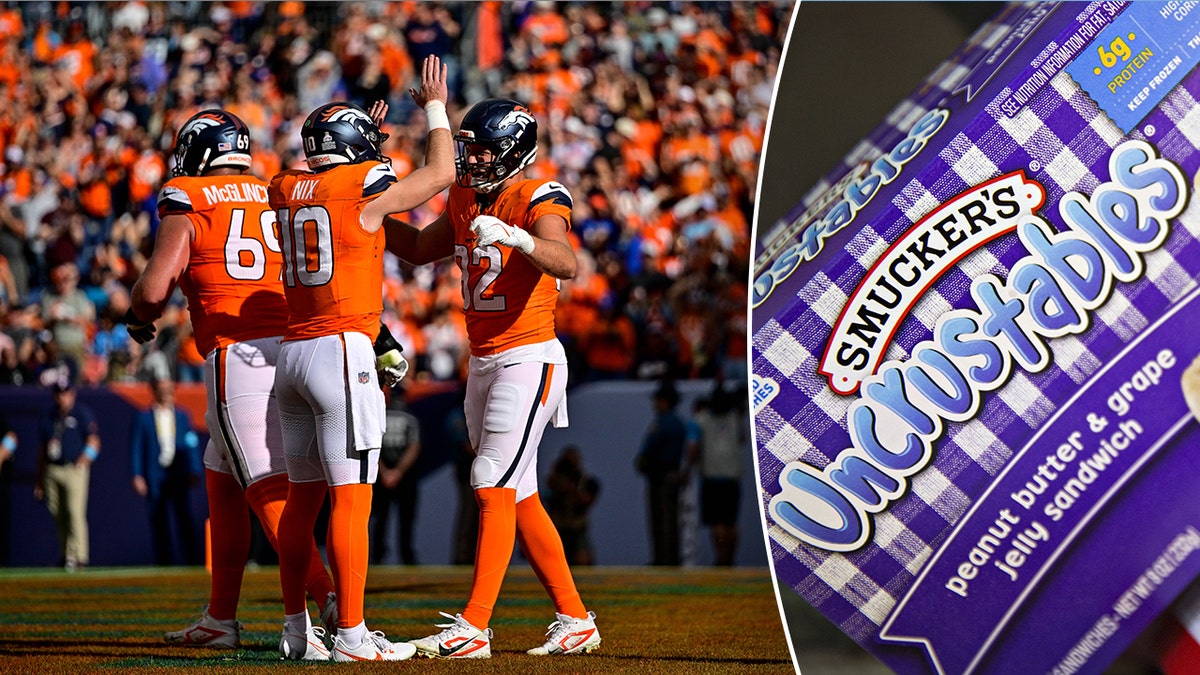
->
[164,608,242,649]
[410,612,492,659]
[527,611,601,655]
[279,624,331,661]
[331,630,417,662]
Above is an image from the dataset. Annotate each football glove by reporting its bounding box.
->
[470,215,535,255]
[121,308,157,344]
[374,322,409,388]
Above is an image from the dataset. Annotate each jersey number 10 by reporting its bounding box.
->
[277,205,334,288]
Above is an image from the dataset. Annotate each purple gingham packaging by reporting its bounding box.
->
[754,3,1200,674]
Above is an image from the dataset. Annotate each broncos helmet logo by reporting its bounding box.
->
[179,113,225,138]
[315,105,383,144]
[496,109,535,137]
[319,105,373,126]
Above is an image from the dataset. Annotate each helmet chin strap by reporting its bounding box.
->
[197,148,212,175]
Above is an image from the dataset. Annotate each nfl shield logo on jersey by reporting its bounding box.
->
[358,371,370,384]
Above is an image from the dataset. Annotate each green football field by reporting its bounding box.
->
[0,565,795,673]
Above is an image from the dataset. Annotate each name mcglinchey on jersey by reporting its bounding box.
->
[202,181,270,205]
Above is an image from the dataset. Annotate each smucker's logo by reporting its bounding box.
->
[820,171,1046,395]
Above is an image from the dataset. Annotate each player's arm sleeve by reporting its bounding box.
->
[131,213,193,322]
[361,128,455,229]
[384,210,455,265]
[523,182,577,280]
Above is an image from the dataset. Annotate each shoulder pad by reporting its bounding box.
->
[529,180,573,209]
[363,162,399,199]
[157,183,194,216]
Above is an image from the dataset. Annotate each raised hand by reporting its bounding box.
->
[409,55,449,109]
[368,99,389,128]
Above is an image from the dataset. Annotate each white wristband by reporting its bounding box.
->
[425,100,450,133]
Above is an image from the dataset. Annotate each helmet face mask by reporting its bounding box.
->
[172,110,252,178]
[301,102,389,171]
[454,99,538,193]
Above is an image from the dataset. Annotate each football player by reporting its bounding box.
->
[126,109,337,652]
[382,98,601,658]
[267,54,453,662]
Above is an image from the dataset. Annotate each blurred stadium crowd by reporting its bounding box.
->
[0,0,786,389]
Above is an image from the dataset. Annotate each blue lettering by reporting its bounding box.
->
[1012,261,1083,333]
[829,456,902,507]
[852,406,926,470]
[863,368,935,435]
[940,316,1005,386]
[1021,218,1106,304]
[908,348,974,416]
[772,465,866,550]
[846,173,881,208]
[976,279,1044,369]
[1097,188,1156,245]
[1061,195,1137,276]
[1112,141,1180,213]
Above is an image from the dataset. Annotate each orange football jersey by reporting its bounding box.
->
[448,179,573,356]
[157,174,289,356]
[268,160,398,342]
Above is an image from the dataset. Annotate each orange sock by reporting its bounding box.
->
[327,483,373,629]
[516,494,588,619]
[205,469,250,621]
[462,487,517,630]
[247,475,335,614]
[278,481,328,616]
[244,474,287,551]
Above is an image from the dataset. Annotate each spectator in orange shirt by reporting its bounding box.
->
[250,140,282,183]
[661,114,717,196]
[579,302,636,381]
[0,6,22,41]
[51,20,95,92]
[0,41,23,94]
[520,1,569,48]
[127,133,165,216]
[556,250,609,381]
[376,20,414,83]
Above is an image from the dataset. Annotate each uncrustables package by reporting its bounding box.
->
[752,2,1200,674]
